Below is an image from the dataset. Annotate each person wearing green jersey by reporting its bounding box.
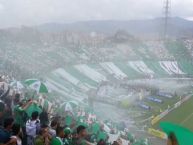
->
[50,127,65,145]
[14,99,33,127]
[34,125,51,145]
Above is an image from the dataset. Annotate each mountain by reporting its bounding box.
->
[36,17,193,38]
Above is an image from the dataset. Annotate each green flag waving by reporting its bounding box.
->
[25,103,42,117]
[160,122,193,145]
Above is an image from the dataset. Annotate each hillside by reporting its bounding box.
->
[37,17,193,37]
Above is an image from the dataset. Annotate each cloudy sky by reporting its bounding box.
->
[0,0,193,28]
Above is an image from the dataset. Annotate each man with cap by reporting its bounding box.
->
[63,127,72,145]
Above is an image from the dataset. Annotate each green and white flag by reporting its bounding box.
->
[25,79,49,93]
[39,96,53,112]
[60,101,79,112]
[25,103,42,117]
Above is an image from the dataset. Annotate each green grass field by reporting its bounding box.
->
[133,96,181,122]
[153,96,193,131]
[146,96,181,114]
[133,95,193,133]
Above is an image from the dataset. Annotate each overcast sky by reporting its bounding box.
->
[0,0,193,28]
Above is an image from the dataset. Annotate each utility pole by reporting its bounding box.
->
[163,0,171,40]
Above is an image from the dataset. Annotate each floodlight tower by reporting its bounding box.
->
[163,0,171,40]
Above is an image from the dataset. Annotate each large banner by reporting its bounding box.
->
[148,128,167,139]
[151,116,161,125]
[151,109,169,125]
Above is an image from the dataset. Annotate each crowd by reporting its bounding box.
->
[0,75,186,145]
[0,76,126,145]
[0,94,121,145]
